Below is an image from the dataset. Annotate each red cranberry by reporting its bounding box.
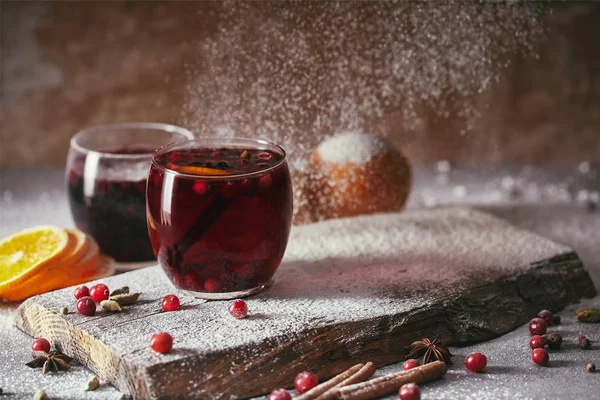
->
[89,284,110,303]
[162,295,180,312]
[258,174,273,192]
[294,371,318,394]
[529,335,546,349]
[77,296,96,316]
[31,338,51,353]
[259,152,273,160]
[398,383,421,400]
[532,348,549,366]
[268,389,292,400]
[537,310,554,325]
[204,278,221,293]
[465,352,487,372]
[528,318,548,336]
[402,359,420,370]
[192,180,208,195]
[150,332,173,354]
[228,300,248,319]
[210,151,223,158]
[578,335,586,341]
[74,285,90,300]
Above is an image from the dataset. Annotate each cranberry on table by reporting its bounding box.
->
[228,300,248,319]
[528,318,548,336]
[529,335,546,349]
[89,283,110,302]
[268,388,292,400]
[77,296,97,316]
[398,383,421,400]
[532,348,549,366]
[402,359,420,370]
[151,332,173,354]
[537,310,553,325]
[31,338,51,353]
[73,285,90,300]
[294,371,318,394]
[465,352,487,372]
[162,294,180,312]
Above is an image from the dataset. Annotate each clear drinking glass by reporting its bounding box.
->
[66,123,194,265]
[146,138,293,299]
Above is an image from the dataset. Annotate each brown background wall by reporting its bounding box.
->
[1,1,599,168]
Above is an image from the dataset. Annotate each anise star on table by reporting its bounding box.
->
[26,351,74,374]
[405,338,453,365]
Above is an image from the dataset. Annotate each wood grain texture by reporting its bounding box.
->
[13,208,596,399]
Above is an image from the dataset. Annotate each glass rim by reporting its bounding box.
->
[151,137,287,180]
[70,122,195,160]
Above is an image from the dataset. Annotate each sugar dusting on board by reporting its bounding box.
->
[316,132,390,164]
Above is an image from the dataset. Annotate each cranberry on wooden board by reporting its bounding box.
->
[465,352,487,372]
[73,286,89,300]
[529,335,546,349]
[31,338,51,353]
[528,318,548,336]
[532,348,549,366]
[89,284,110,302]
[228,300,248,319]
[294,371,318,394]
[268,389,292,400]
[151,332,173,354]
[77,296,96,316]
[398,383,421,400]
[162,295,180,312]
[402,359,420,370]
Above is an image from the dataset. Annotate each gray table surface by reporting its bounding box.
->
[1,165,599,399]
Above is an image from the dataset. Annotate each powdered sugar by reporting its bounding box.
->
[316,132,390,164]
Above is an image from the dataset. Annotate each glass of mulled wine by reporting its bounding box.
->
[146,138,293,299]
[66,123,194,265]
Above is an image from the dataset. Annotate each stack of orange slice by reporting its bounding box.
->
[0,226,115,301]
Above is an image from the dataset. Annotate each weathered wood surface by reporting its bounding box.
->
[13,207,596,399]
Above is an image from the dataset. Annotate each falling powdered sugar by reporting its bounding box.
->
[316,131,390,164]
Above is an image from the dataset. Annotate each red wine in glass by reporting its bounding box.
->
[146,139,293,299]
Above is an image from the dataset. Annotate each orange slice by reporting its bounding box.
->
[168,164,233,176]
[0,226,69,285]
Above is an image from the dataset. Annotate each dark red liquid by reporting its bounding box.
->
[147,147,293,294]
[67,146,155,262]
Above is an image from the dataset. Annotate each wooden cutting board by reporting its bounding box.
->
[14,207,596,399]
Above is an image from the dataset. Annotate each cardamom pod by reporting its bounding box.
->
[110,286,130,296]
[100,300,122,312]
[86,376,100,391]
[33,389,48,400]
[577,308,600,323]
[110,292,140,306]
[59,307,68,315]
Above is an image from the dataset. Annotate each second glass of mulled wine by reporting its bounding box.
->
[147,138,293,299]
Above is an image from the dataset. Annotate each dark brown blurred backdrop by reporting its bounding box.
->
[1,1,599,167]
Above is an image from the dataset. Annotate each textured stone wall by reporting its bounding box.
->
[1,1,599,167]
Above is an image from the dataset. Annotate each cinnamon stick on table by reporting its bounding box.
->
[316,363,377,400]
[331,361,448,400]
[295,363,364,400]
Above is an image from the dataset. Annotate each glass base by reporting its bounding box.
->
[182,278,274,300]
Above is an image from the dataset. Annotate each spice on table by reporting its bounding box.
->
[578,336,592,350]
[541,333,562,350]
[313,362,376,400]
[59,307,68,315]
[110,286,130,296]
[100,300,122,312]
[85,376,100,391]
[110,292,141,306]
[33,389,48,400]
[26,351,73,374]
[586,363,596,373]
[405,338,452,365]
[577,308,600,323]
[331,361,447,400]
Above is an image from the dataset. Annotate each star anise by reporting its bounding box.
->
[26,351,73,374]
[405,338,453,365]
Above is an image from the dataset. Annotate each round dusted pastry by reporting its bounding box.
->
[309,131,411,221]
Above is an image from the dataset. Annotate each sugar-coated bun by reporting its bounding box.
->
[304,132,411,222]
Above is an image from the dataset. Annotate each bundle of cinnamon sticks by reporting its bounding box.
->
[294,360,447,400]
